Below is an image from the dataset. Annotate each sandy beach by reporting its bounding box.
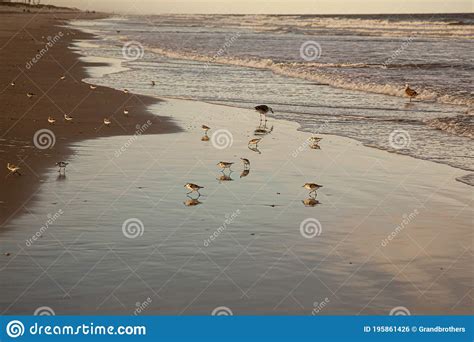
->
[0,8,179,226]
[0,6,472,316]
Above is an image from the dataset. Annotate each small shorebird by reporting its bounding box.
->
[303,183,323,196]
[7,163,21,176]
[123,109,129,116]
[151,81,156,86]
[123,89,129,94]
[202,125,210,132]
[309,136,322,143]
[10,81,15,86]
[47,116,56,125]
[104,118,111,126]
[60,75,66,80]
[89,85,97,90]
[217,161,234,171]
[56,161,69,173]
[255,105,273,123]
[64,114,73,122]
[26,92,36,98]
[240,158,250,170]
[184,183,204,195]
[405,84,418,102]
[248,138,261,147]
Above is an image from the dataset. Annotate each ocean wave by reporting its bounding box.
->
[147,46,474,107]
[425,114,474,139]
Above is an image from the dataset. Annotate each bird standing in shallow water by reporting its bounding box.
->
[56,161,68,174]
[254,105,273,123]
[405,84,418,102]
[184,183,204,195]
[7,163,21,176]
[217,161,234,171]
[303,182,323,197]
[202,125,210,132]
[248,138,261,147]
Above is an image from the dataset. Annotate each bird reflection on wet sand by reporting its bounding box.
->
[184,196,202,206]
[240,169,250,178]
[254,123,273,136]
[201,133,209,141]
[217,172,233,182]
[302,197,320,207]
[248,145,261,154]
[309,143,321,150]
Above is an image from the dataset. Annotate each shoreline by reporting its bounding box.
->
[0,11,180,227]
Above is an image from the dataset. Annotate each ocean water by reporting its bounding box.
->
[69,14,473,182]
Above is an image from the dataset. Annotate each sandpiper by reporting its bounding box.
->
[405,84,418,102]
[60,75,66,80]
[89,85,97,90]
[255,105,273,123]
[248,138,261,147]
[240,158,250,169]
[123,89,129,94]
[123,109,129,115]
[56,161,69,173]
[10,81,15,86]
[303,182,323,196]
[26,92,36,98]
[151,81,156,86]
[47,116,56,125]
[184,183,204,195]
[202,125,210,132]
[64,114,73,122]
[309,136,322,143]
[217,161,234,171]
[7,163,21,176]
[104,118,111,126]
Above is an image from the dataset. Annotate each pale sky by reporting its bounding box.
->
[45,0,473,14]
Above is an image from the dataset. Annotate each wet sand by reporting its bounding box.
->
[0,10,179,226]
[1,94,472,315]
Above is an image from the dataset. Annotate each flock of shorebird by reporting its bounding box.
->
[7,79,419,206]
[183,104,324,205]
[6,76,136,178]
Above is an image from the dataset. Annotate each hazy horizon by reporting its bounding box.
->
[43,0,473,15]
